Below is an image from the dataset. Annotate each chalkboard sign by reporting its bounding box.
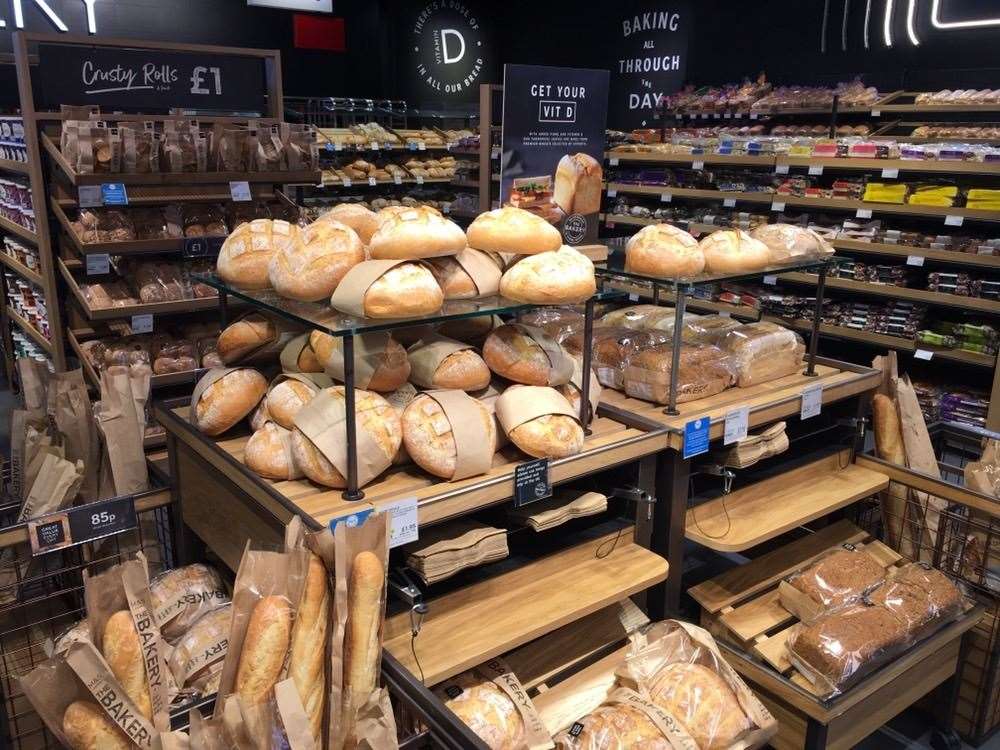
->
[513,458,552,508]
[37,43,268,113]
[28,495,137,556]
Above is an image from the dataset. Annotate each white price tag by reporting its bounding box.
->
[872,109,881,117]
[334,142,343,151]
[775,164,790,175]
[906,254,925,267]
[342,178,352,187]
[724,406,749,445]
[914,349,934,361]
[771,202,785,212]
[609,157,620,166]
[800,384,823,420]
[856,208,873,219]
[675,113,683,120]
[368,176,377,186]
[701,113,709,120]
[393,174,402,185]
[750,112,759,120]
[881,168,899,179]
[370,142,380,151]
[724,112,732,119]
[945,215,964,227]
[418,142,426,151]
[723,198,737,208]
[660,193,672,203]
[130,314,153,334]
[416,175,425,185]
[628,293,640,303]
[229,181,252,202]
[442,204,450,215]
[763,275,778,285]
[808,165,824,176]
[718,311,731,318]
[86,253,109,275]
[77,185,103,208]
[382,496,418,548]
[692,160,704,170]
[606,221,616,228]
[607,189,617,198]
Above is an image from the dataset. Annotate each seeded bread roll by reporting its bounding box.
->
[402,393,496,479]
[482,324,572,386]
[316,203,379,244]
[369,205,467,259]
[62,701,132,750]
[217,314,276,364]
[193,369,267,436]
[500,246,596,304]
[103,610,151,719]
[309,331,411,392]
[245,422,302,480]
[288,553,330,745]
[269,219,364,301]
[626,223,705,277]
[699,229,771,274]
[466,206,562,255]
[362,262,444,318]
[235,595,292,705]
[267,380,319,429]
[217,219,297,290]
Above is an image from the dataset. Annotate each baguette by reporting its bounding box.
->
[873,393,906,464]
[289,553,330,744]
[343,551,383,723]
[62,701,132,750]
[102,610,152,719]
[235,595,292,705]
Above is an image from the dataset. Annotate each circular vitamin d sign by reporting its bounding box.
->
[412,2,486,96]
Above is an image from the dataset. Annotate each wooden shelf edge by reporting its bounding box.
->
[6,305,52,353]
[833,239,1000,269]
[778,272,1000,313]
[0,251,43,285]
[0,215,38,244]
[0,157,29,174]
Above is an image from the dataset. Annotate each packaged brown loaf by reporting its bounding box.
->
[564,327,668,390]
[719,322,804,387]
[623,343,735,405]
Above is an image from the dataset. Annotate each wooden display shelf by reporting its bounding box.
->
[52,182,275,208]
[0,157,29,174]
[0,214,38,244]
[6,305,52,353]
[607,151,773,167]
[450,179,480,188]
[0,251,43,285]
[685,451,889,552]
[67,327,204,391]
[876,92,1000,114]
[601,358,881,451]
[832,238,1000,269]
[58,257,221,321]
[382,527,669,685]
[601,213,656,227]
[776,155,1000,176]
[778,272,1000,314]
[300,176,454,188]
[51,201,190,256]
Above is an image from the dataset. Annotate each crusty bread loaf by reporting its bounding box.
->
[500,247,596,304]
[402,393,497,479]
[873,393,906,464]
[363,262,444,318]
[244,422,302,480]
[309,331,410,392]
[649,662,751,750]
[193,369,267,436]
[553,153,603,215]
[62,701,132,750]
[217,219,297,290]
[442,672,525,748]
[409,344,491,391]
[750,223,833,263]
[425,255,478,298]
[267,380,318,429]
[509,414,584,459]
[235,595,292,705]
[269,219,364,301]
[103,610,152,720]
[626,223,705,278]
[344,551,384,725]
[466,206,562,255]
[369,206,467,259]
[167,603,232,691]
[699,230,772,274]
[250,400,271,431]
[217,314,276,364]
[289,553,330,744]
[316,203,379,244]
[561,704,666,747]
[437,315,500,345]
[482,324,571,386]
[150,564,228,642]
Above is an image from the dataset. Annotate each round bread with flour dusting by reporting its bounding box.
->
[402,393,496,479]
[217,219,297,290]
[369,206,467,259]
[193,368,267,436]
[500,246,596,304]
[269,219,364,301]
[315,203,379,244]
[625,223,704,278]
[467,206,562,255]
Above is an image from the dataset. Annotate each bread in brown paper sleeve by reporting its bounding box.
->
[245,421,303,480]
[280,333,324,374]
[330,259,443,319]
[408,335,491,391]
[402,391,496,480]
[218,312,299,366]
[190,367,267,436]
[266,372,334,429]
[483,324,574,387]
[495,385,584,459]
[309,330,410,392]
[425,247,503,299]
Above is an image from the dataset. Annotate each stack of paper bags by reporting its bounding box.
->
[711,422,789,469]
[508,491,608,531]
[405,520,508,585]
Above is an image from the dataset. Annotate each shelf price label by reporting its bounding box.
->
[418,142,427,151]
[381,496,419,548]
[775,164,790,175]
[906,255,925,267]
[808,165,824,176]
[800,383,824,420]
[607,189,617,198]
[724,112,732,119]
[370,142,380,151]
[683,417,711,459]
[28,495,137,556]
[416,175,425,185]
[945,215,964,227]
[393,174,403,185]
[513,458,551,507]
[609,157,620,166]
[131,314,153,334]
[914,349,934,361]
[692,160,704,171]
[763,275,778,285]
[86,254,110,275]
[723,198,737,208]
[183,236,225,259]
[368,176,377,186]
[771,202,785,212]
[750,112,759,120]
[78,185,103,208]
[660,193,672,203]
[881,168,899,179]
[856,208,873,219]
[229,181,252,202]
[871,109,881,118]
[101,183,128,206]
[724,407,749,445]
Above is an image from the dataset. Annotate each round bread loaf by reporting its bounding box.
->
[402,394,496,479]
[384,383,418,466]
[482,324,572,386]
[500,247,596,304]
[466,206,563,255]
[282,335,324,373]
[316,203,379,244]
[245,422,302,480]
[267,380,319,429]
[430,349,491,390]
[425,255,477,299]
[362,262,444,318]
[699,230,771,274]
[497,386,584,459]
[217,314,276,364]
[750,223,833,262]
[309,331,410,392]
[217,219,297,290]
[150,564,229,642]
[650,662,751,750]
[291,387,402,488]
[437,315,500,345]
[375,204,439,227]
[369,206,466,259]
[193,369,267,436]
[562,704,666,747]
[442,671,525,748]
[269,219,364,301]
[63,701,132,750]
[626,223,705,277]
[249,399,271,431]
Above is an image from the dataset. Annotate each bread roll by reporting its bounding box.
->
[402,393,497,479]
[217,219,297,290]
[553,153,603,215]
[193,369,267,436]
[217,314,276,364]
[291,387,402,488]
[344,551,384,724]
[316,203,379,244]
[150,564,228,642]
[497,386,584,459]
[649,662,751,749]
[699,230,771,274]
[500,247,596,304]
[750,223,833,263]
[267,379,319,429]
[269,219,364,301]
[289,553,330,744]
[235,595,292,705]
[466,206,562,255]
[245,422,302,480]
[625,223,705,277]
[359,262,444,318]
[62,701,131,750]
[482,324,572,386]
[309,331,410,392]
[103,610,152,720]
[369,206,466,259]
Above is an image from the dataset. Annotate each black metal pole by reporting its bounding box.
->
[652,282,661,306]
[649,448,689,619]
[342,333,364,501]
[665,288,687,415]
[219,290,229,327]
[805,262,828,377]
[580,298,595,434]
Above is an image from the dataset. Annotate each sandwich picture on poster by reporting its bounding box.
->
[500,64,609,245]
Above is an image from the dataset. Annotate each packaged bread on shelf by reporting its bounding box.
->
[406,520,509,584]
[150,563,229,642]
[280,332,324,374]
[265,373,334,429]
[517,306,585,341]
[167,603,232,695]
[425,248,503,299]
[217,312,297,365]
[719,321,805,387]
[268,218,365,301]
[466,206,563,255]
[408,335,491,391]
[191,368,268,436]
[483,323,574,387]
[554,153,603,215]
[291,386,402,488]
[315,202,379,244]
[496,385,584,459]
[330,259,444,318]
[309,330,411,392]
[369,205,466,259]
[401,390,497,480]
[698,229,771,274]
[868,563,964,638]
[216,218,298,290]
[749,223,834,263]
[598,305,702,335]
[563,327,668,390]
[779,547,887,623]
[500,246,596,305]
[624,343,736,405]
[556,691,679,749]
[682,315,743,345]
[625,223,705,277]
[245,422,303,480]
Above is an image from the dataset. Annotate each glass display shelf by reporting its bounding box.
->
[194,273,626,337]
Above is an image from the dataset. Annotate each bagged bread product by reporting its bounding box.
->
[867,563,963,636]
[288,551,330,745]
[749,223,834,263]
[500,247,596,305]
[496,385,584,459]
[330,259,444,318]
[402,391,496,480]
[252,125,285,171]
[625,224,705,277]
[216,219,298,290]
[291,386,402,488]
[369,205,467,259]
[965,439,1000,499]
[719,321,804,388]
[408,335,491,391]
[269,218,365,301]
[63,699,134,750]
[553,153,603,215]
[245,422,303,480]
[698,230,771,274]
[167,603,232,693]
[517,307,585,341]
[483,324,574,386]
[309,330,411,392]
[282,122,319,172]
[425,248,503,299]
[780,547,887,622]
[466,206,563,255]
[190,368,268,436]
[564,327,668,390]
[556,689,687,749]
[682,315,743,345]
[266,373,333,429]
[623,343,735,405]
[315,202,379,244]
[215,126,249,172]
[280,333,324,374]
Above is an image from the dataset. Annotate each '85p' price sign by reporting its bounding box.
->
[28,496,137,556]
